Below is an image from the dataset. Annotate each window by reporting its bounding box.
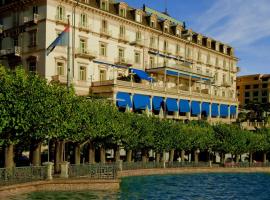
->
[176,44,180,55]
[57,5,65,20]
[150,36,155,48]
[223,74,226,83]
[253,91,259,97]
[176,29,180,36]
[29,31,36,47]
[245,92,250,97]
[223,60,226,68]
[262,98,268,103]
[99,43,107,57]
[197,51,201,62]
[262,90,268,96]
[136,31,141,41]
[79,39,86,53]
[237,86,240,90]
[119,8,126,17]
[214,72,218,82]
[13,37,18,46]
[101,20,107,32]
[262,77,269,82]
[118,48,125,60]
[222,91,225,97]
[99,69,106,81]
[79,66,86,81]
[150,20,156,28]
[119,25,125,37]
[206,54,210,64]
[231,76,234,84]
[57,62,64,76]
[134,52,141,64]
[245,99,250,104]
[149,56,155,68]
[163,40,168,51]
[164,25,168,33]
[29,61,36,73]
[262,83,268,88]
[80,13,87,27]
[215,57,219,66]
[100,0,109,11]
[135,12,142,23]
[253,84,259,89]
[33,6,38,14]
[245,85,251,89]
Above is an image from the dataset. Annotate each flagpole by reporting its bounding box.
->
[67,15,71,92]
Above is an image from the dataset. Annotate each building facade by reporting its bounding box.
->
[237,74,270,107]
[0,0,239,123]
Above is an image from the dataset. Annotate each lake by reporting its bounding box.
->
[11,173,270,200]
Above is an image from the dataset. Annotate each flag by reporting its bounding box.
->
[46,26,69,56]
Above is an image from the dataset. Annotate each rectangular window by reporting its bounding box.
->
[245,85,251,89]
[57,6,65,20]
[119,8,126,17]
[57,62,64,76]
[118,48,125,60]
[29,61,36,73]
[262,83,268,88]
[163,40,168,51]
[80,13,87,27]
[100,0,109,11]
[99,69,106,81]
[223,74,226,83]
[262,90,268,96]
[262,98,268,103]
[245,92,250,97]
[136,31,141,41]
[149,56,155,68]
[99,43,107,57]
[119,25,125,37]
[79,66,86,81]
[253,84,259,89]
[101,20,107,32]
[135,52,141,64]
[207,54,210,64]
[135,13,141,23]
[253,91,259,97]
[33,6,38,14]
[197,51,201,62]
[262,77,269,82]
[79,39,86,53]
[176,44,180,55]
[29,31,36,47]
[245,99,250,104]
[150,20,155,28]
[150,36,155,48]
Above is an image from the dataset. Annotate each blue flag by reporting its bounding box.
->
[46,26,69,56]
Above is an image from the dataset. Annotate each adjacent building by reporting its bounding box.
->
[237,74,270,107]
[0,0,239,123]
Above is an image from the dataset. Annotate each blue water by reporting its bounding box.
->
[12,173,270,200]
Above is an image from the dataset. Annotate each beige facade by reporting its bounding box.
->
[237,74,270,107]
[0,0,239,123]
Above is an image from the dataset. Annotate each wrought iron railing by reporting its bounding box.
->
[223,162,270,168]
[68,163,117,179]
[0,166,47,186]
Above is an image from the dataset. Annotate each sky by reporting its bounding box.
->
[123,0,270,75]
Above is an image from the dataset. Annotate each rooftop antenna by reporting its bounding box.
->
[163,0,169,16]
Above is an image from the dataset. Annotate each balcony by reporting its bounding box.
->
[75,48,97,60]
[118,34,129,43]
[149,44,158,51]
[100,28,112,38]
[162,48,172,55]
[114,57,131,67]
[24,14,39,25]
[78,22,91,33]
[90,79,238,104]
[0,46,21,57]
[55,15,67,25]
[222,81,231,87]
[130,39,144,48]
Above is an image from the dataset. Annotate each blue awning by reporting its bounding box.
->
[220,104,229,117]
[166,70,178,76]
[201,102,210,116]
[230,105,237,116]
[179,99,190,113]
[133,94,151,110]
[166,98,178,112]
[191,101,201,115]
[211,103,219,117]
[131,68,154,82]
[152,96,164,111]
[116,92,132,108]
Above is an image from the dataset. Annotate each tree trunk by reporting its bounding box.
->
[161,150,166,162]
[31,142,41,166]
[181,150,185,162]
[236,155,240,163]
[220,152,225,164]
[88,141,95,164]
[114,146,120,162]
[169,149,175,162]
[194,150,199,164]
[5,144,14,168]
[54,141,64,173]
[100,145,106,164]
[142,149,148,163]
[263,152,267,164]
[127,150,132,162]
[156,153,160,163]
[74,143,81,165]
[249,152,253,165]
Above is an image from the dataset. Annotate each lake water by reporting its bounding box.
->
[12,173,270,200]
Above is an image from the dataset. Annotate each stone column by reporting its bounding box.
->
[60,161,69,178]
[43,162,54,180]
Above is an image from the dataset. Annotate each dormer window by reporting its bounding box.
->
[149,14,157,28]
[150,20,156,28]
[119,7,126,17]
[135,13,142,23]
[164,25,169,33]
[163,20,170,33]
[100,0,109,11]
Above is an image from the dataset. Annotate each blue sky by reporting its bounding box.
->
[123,0,270,75]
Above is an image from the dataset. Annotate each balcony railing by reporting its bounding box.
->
[75,48,97,60]
[130,39,144,47]
[78,22,91,32]
[24,14,39,24]
[162,48,172,55]
[55,15,67,24]
[0,46,21,57]
[100,28,112,38]
[114,57,131,66]
[118,34,129,43]
[91,79,238,103]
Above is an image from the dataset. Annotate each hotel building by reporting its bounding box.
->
[0,0,239,123]
[237,74,270,107]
